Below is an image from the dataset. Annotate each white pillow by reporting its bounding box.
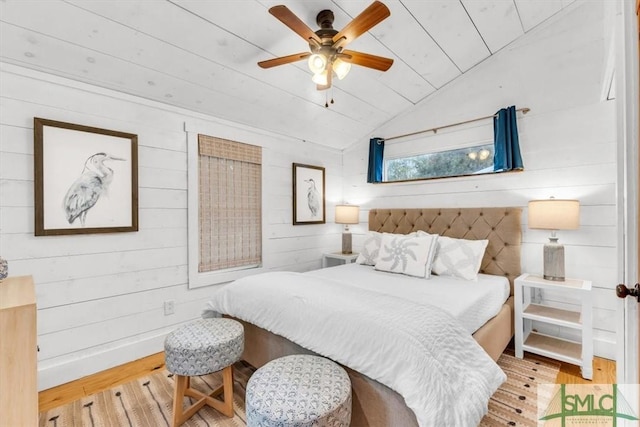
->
[356,231,418,266]
[431,236,488,281]
[356,231,383,265]
[416,231,440,279]
[375,233,438,278]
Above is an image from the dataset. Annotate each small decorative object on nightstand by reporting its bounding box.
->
[514,273,593,379]
[0,257,7,280]
[322,252,359,268]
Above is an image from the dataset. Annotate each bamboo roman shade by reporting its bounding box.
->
[198,135,262,272]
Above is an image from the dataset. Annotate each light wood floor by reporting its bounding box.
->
[554,355,617,385]
[38,351,617,413]
[39,352,165,412]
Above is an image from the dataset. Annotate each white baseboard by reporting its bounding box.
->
[38,331,169,391]
[594,337,617,361]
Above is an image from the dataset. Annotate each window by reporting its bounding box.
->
[385,143,494,182]
[188,132,263,288]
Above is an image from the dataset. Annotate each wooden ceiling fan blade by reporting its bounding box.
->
[332,1,390,48]
[341,50,393,71]
[269,5,321,44]
[258,52,311,69]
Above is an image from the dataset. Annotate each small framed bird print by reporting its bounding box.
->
[33,118,138,236]
[292,163,325,225]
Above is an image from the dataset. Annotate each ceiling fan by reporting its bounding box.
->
[258,1,394,91]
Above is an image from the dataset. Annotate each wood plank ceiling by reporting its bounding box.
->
[0,0,575,149]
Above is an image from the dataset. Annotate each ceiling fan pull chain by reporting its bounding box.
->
[325,91,329,108]
[330,86,335,105]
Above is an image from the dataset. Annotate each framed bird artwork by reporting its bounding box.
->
[33,118,139,236]
[292,163,325,225]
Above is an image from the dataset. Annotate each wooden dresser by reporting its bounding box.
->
[0,276,37,426]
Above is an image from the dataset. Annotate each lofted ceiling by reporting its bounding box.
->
[0,0,575,149]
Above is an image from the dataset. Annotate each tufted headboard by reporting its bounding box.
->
[369,208,522,294]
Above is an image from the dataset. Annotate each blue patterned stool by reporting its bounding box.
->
[164,318,244,427]
[246,354,352,427]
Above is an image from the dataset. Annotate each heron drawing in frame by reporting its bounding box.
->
[305,178,321,217]
[63,152,125,226]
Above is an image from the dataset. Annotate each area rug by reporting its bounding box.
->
[39,352,559,427]
[479,350,560,427]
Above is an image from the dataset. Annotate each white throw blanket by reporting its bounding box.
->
[205,271,506,427]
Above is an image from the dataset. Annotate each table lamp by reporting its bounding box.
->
[528,198,580,281]
[335,204,359,254]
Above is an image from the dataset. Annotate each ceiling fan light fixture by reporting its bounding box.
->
[308,54,327,74]
[259,2,393,92]
[333,58,351,80]
[312,70,329,86]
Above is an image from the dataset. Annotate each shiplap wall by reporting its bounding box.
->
[343,1,619,359]
[0,0,620,393]
[0,64,344,390]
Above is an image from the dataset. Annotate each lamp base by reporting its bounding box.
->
[342,232,352,254]
[543,240,565,281]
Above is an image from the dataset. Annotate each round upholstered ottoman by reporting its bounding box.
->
[246,354,352,427]
[164,318,244,427]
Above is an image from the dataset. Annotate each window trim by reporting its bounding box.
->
[186,123,265,289]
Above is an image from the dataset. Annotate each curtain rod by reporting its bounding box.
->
[383,107,530,142]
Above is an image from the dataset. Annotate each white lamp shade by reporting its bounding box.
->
[528,199,580,230]
[335,205,360,224]
[308,54,327,74]
[312,70,328,86]
[333,58,351,80]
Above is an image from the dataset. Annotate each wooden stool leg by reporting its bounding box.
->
[220,365,234,417]
[172,366,235,425]
[193,365,234,417]
[172,375,189,427]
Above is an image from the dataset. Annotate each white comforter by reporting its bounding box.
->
[205,271,506,427]
[309,263,510,334]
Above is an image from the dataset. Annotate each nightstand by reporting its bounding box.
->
[322,252,359,268]
[514,273,593,379]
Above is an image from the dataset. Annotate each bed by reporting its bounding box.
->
[205,207,522,427]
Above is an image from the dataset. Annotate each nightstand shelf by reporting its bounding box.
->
[522,332,582,365]
[515,273,593,379]
[322,252,359,268]
[522,304,582,329]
